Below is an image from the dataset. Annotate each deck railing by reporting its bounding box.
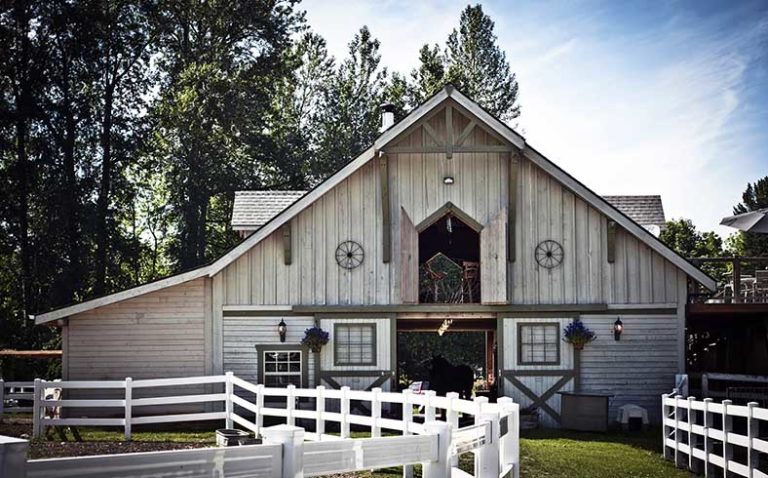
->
[0,380,35,417]
[688,257,768,304]
[1,372,521,478]
[661,393,768,477]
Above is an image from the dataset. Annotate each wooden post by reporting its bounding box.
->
[263,425,305,478]
[0,435,28,477]
[722,399,733,476]
[256,384,265,436]
[340,386,350,439]
[282,224,292,266]
[508,154,519,262]
[475,410,500,478]
[701,374,709,398]
[225,372,233,429]
[371,387,382,438]
[703,398,712,477]
[0,379,4,421]
[379,152,391,263]
[607,221,617,263]
[32,378,42,438]
[747,402,759,478]
[733,259,741,303]
[402,388,414,478]
[422,421,451,478]
[124,377,133,441]
[446,392,460,468]
[315,385,325,439]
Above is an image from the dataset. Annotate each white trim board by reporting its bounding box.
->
[32,85,715,325]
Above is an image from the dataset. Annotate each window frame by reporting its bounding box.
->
[254,344,308,387]
[333,323,377,366]
[517,322,561,366]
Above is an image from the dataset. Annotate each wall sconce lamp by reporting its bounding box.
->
[278,319,287,342]
[613,317,624,341]
[443,176,455,185]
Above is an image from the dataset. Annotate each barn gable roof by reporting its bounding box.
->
[232,190,307,231]
[33,85,715,324]
[603,195,666,227]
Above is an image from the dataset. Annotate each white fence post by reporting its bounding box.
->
[661,394,670,460]
[673,395,683,468]
[747,402,758,478]
[498,397,520,478]
[371,387,382,438]
[702,398,712,476]
[32,378,42,438]
[225,371,233,429]
[402,388,414,478]
[263,424,305,478]
[422,421,451,478]
[0,379,5,421]
[124,377,133,441]
[722,399,732,476]
[475,410,500,478]
[340,386,350,439]
[0,435,28,477]
[687,396,696,472]
[446,392,460,468]
[315,385,325,439]
[425,390,436,423]
[287,384,296,427]
[256,384,265,436]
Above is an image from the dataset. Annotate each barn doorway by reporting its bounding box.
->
[396,318,497,399]
[417,207,481,303]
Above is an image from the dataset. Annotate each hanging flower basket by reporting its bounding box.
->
[301,327,329,353]
[563,318,596,351]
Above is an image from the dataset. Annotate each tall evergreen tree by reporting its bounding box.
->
[731,176,768,259]
[312,26,388,179]
[410,4,520,122]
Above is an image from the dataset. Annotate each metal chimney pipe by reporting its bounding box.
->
[380,103,395,132]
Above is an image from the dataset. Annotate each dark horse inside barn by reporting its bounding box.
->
[429,355,474,399]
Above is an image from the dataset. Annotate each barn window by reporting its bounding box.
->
[334,324,376,365]
[518,323,560,365]
[263,350,302,387]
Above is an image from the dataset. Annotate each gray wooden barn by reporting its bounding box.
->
[32,86,716,426]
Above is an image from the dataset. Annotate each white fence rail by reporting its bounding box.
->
[0,373,520,478]
[662,393,768,477]
[0,380,35,417]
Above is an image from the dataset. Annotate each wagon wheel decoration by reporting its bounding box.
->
[335,241,364,269]
[535,240,564,269]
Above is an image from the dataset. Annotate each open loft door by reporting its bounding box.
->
[481,208,507,304]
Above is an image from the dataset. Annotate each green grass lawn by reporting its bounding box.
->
[2,420,691,477]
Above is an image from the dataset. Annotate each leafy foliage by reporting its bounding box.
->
[660,219,726,280]
[563,318,596,349]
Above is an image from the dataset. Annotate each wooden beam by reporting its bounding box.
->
[456,120,477,146]
[508,153,519,262]
[422,122,443,146]
[379,152,391,263]
[607,220,617,263]
[446,105,454,159]
[385,145,515,154]
[415,201,483,233]
[282,223,292,265]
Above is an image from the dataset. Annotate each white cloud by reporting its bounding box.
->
[302,0,768,239]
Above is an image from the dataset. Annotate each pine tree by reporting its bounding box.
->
[409,4,520,122]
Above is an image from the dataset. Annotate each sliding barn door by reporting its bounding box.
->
[481,208,508,304]
[400,207,418,304]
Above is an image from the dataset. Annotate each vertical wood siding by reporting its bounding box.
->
[222,316,316,387]
[579,314,681,422]
[219,104,687,306]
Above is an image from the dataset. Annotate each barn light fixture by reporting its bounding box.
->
[613,317,624,341]
[278,319,287,342]
[443,176,455,185]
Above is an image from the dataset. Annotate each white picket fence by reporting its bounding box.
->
[0,380,36,417]
[662,393,768,477]
[0,373,520,478]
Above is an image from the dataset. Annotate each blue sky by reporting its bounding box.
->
[303,0,768,238]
